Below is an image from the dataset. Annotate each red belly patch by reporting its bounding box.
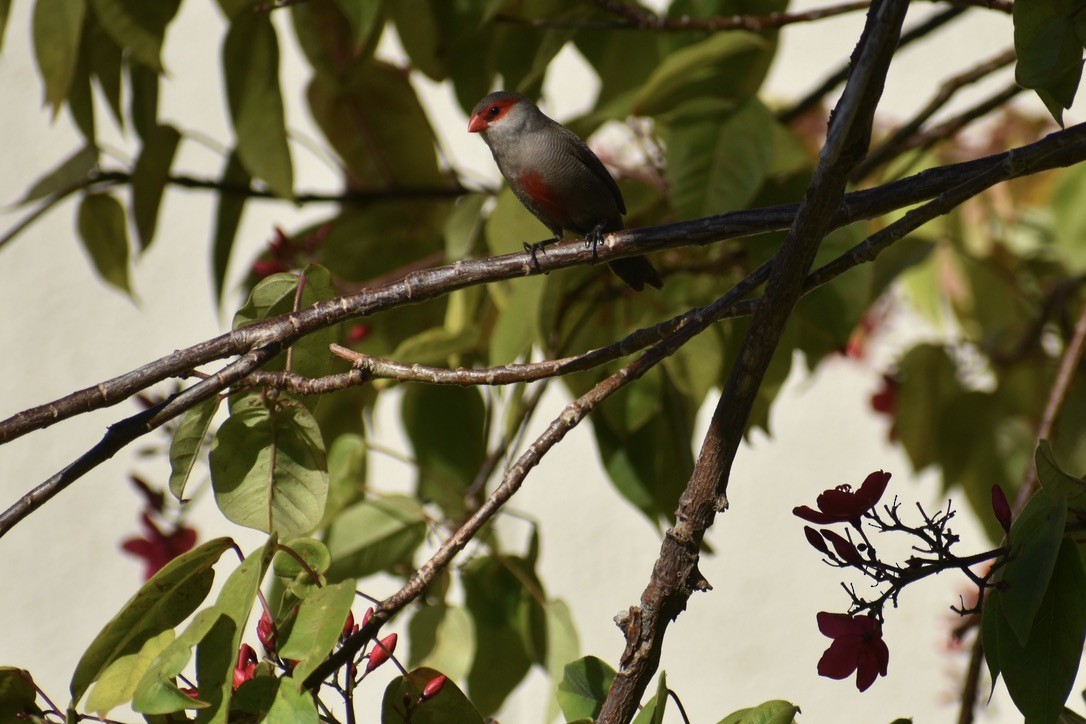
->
[516,171,569,226]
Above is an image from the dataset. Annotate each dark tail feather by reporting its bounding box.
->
[608,256,663,291]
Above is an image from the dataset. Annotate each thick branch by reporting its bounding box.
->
[599,1,910,719]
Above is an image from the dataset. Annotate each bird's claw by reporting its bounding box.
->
[524,236,560,271]
[584,224,605,262]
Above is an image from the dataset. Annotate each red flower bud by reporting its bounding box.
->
[346,324,371,344]
[991,484,1012,534]
[257,610,277,653]
[365,633,398,674]
[820,529,863,566]
[361,607,374,628]
[419,674,447,703]
[180,687,200,699]
[342,610,355,639]
[804,526,830,555]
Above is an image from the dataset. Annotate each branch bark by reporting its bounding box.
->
[599,0,911,718]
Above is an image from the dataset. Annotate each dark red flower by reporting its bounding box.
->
[816,612,889,692]
[870,374,899,441]
[991,484,1012,534]
[232,644,258,690]
[120,513,197,581]
[793,471,891,528]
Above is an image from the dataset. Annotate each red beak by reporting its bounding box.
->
[467,114,488,133]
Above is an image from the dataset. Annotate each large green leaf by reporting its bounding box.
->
[77,192,132,295]
[402,385,486,518]
[306,60,443,188]
[233,675,318,722]
[15,144,97,206]
[407,604,476,682]
[463,556,543,716]
[133,538,275,719]
[632,31,768,116]
[70,538,233,706]
[168,396,220,501]
[85,629,174,715]
[89,0,180,72]
[223,10,293,198]
[277,580,355,685]
[997,539,1086,723]
[211,150,250,305]
[717,699,801,724]
[996,488,1068,645]
[661,97,775,220]
[556,656,616,721]
[32,0,85,111]
[324,496,427,581]
[210,394,328,537]
[381,667,485,723]
[0,667,42,720]
[1014,0,1085,124]
[131,123,181,251]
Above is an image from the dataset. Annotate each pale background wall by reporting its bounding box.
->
[0,1,1080,722]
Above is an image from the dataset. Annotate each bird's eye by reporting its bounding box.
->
[487,106,500,116]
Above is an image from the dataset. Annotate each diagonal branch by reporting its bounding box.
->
[599,1,911,719]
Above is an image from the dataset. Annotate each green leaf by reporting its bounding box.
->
[223,10,293,198]
[168,396,220,501]
[632,31,768,116]
[85,629,174,715]
[129,61,159,142]
[306,60,443,187]
[136,538,274,719]
[16,145,98,206]
[1035,440,1086,503]
[319,432,366,527]
[324,496,427,581]
[0,668,43,720]
[444,193,486,261]
[391,325,481,366]
[277,580,355,685]
[89,0,180,72]
[895,344,960,471]
[631,671,667,724]
[1014,0,1085,123]
[332,0,382,52]
[717,699,801,724]
[485,186,550,255]
[381,667,485,723]
[211,150,250,305]
[489,278,544,365]
[77,191,132,295]
[233,265,339,383]
[661,97,775,220]
[544,599,582,724]
[68,34,96,141]
[463,556,541,716]
[233,675,317,722]
[273,537,331,579]
[210,394,328,537]
[70,537,233,706]
[556,656,617,721]
[402,385,486,518]
[32,0,85,111]
[131,123,181,251]
[407,604,476,682]
[997,488,1068,645]
[85,13,123,127]
[998,539,1086,724]
[216,0,258,20]
[982,587,1006,687]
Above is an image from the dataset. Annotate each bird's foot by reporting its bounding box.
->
[524,235,561,270]
[584,223,605,262]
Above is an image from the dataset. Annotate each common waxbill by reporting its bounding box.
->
[468,91,662,291]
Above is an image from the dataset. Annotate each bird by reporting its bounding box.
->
[467,91,662,291]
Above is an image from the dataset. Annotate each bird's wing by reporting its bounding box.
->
[556,124,627,215]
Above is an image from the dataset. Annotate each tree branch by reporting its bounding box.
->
[599,1,911,718]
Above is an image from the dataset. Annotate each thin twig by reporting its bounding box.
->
[778,5,969,123]
[852,47,1017,180]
